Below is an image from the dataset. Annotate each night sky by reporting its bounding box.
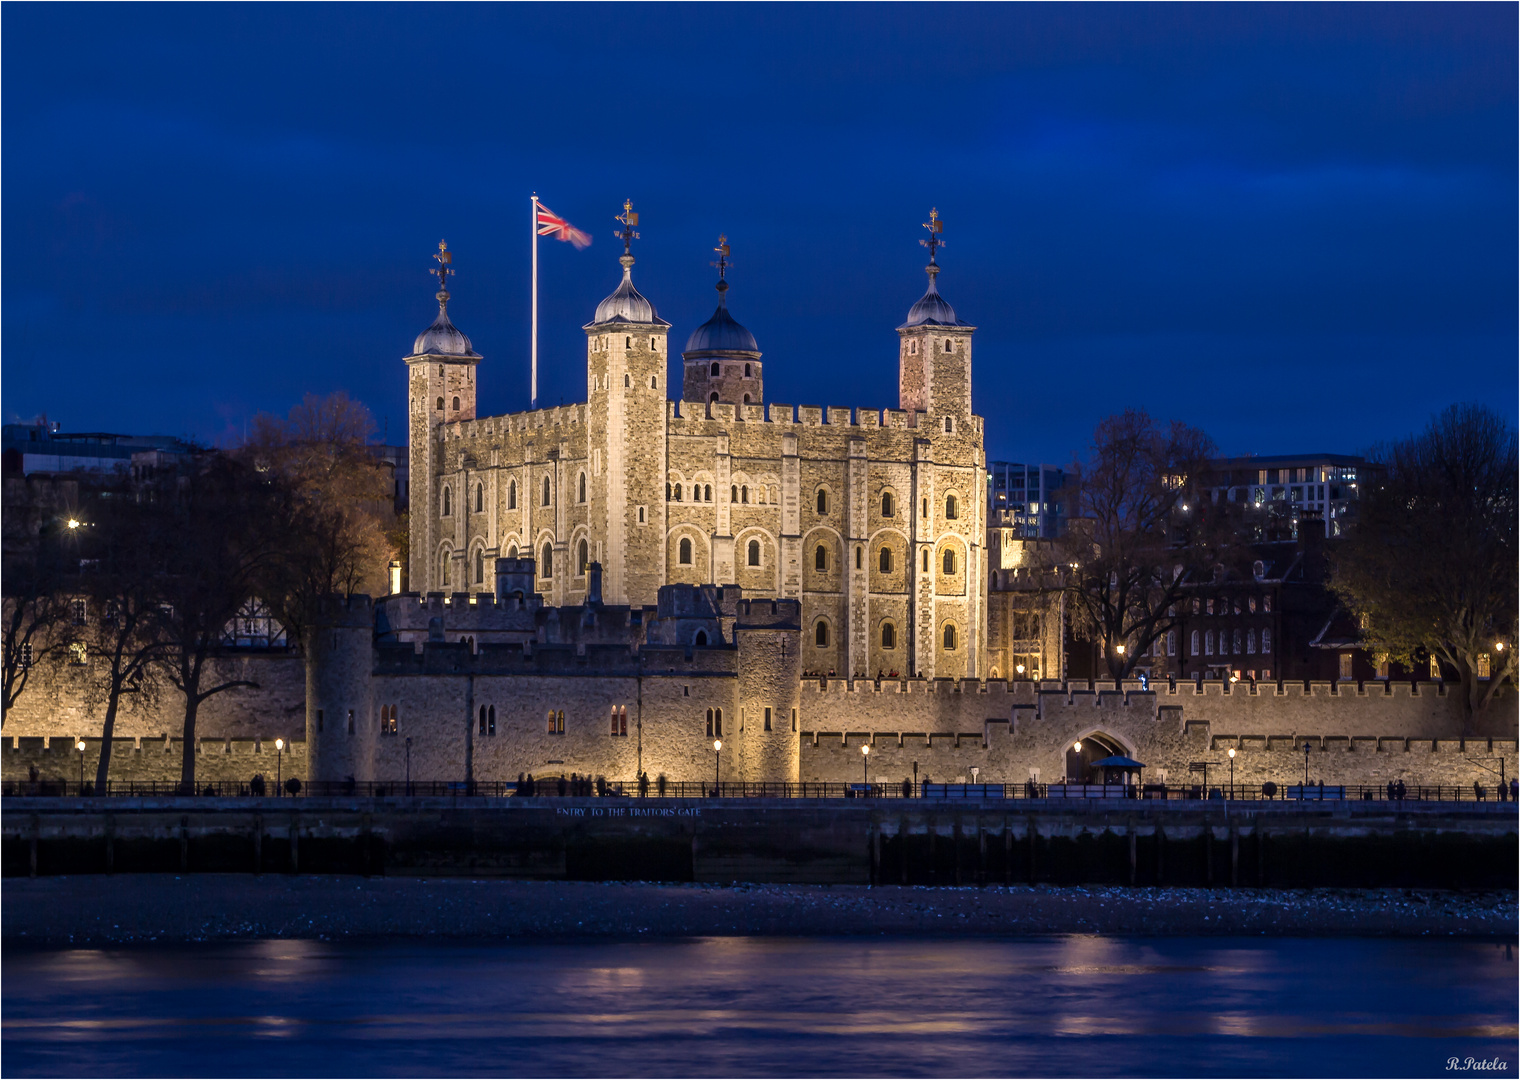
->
[4,3,1514,465]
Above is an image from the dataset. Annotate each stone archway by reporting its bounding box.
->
[1064,731,1128,783]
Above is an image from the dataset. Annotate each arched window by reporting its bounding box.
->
[625,374,631,387]
[711,361,721,376]
[625,336,631,348]
[1191,630,1200,656]
[679,538,693,564]
[744,363,752,377]
[1205,630,1215,655]
[475,484,483,513]
[650,376,657,389]
[881,492,894,517]
[881,622,896,649]
[710,392,720,404]
[704,485,712,501]
[578,539,588,574]
[674,484,682,502]
[731,485,738,502]
[922,497,929,519]
[440,548,452,586]
[747,539,760,566]
[943,623,957,650]
[442,487,451,516]
[923,549,930,572]
[508,544,518,558]
[694,630,708,646]
[815,544,827,571]
[436,396,444,411]
[439,365,444,376]
[944,338,953,352]
[541,543,553,578]
[815,621,830,647]
[741,485,749,503]
[742,394,750,404]
[855,546,862,570]
[1262,628,1272,653]
[612,707,621,736]
[879,547,893,572]
[945,494,958,519]
[666,483,672,500]
[578,473,587,503]
[944,417,954,433]
[508,479,517,510]
[943,548,957,574]
[706,708,714,737]
[475,548,484,584]
[542,476,551,506]
[816,489,828,514]
[453,396,460,411]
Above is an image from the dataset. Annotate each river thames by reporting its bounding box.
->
[3,935,1514,1077]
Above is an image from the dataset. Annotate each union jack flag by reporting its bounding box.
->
[536,201,591,249]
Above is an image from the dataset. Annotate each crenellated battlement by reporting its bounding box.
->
[665,399,941,432]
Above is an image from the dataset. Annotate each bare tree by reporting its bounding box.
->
[77,494,169,789]
[1046,410,1228,680]
[1332,403,1517,727]
[243,392,395,648]
[150,454,287,790]
[1,478,79,723]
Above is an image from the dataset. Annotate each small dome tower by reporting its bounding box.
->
[898,208,974,420]
[682,236,762,408]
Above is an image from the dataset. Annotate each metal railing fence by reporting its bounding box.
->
[2,778,1513,804]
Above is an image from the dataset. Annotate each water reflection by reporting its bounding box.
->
[4,936,1515,1077]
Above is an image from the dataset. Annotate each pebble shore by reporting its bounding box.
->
[4,876,1515,945]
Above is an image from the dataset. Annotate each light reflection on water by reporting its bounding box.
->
[3,936,1515,1077]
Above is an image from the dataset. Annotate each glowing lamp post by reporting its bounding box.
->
[1302,741,1312,789]
[713,740,721,797]
[405,736,413,796]
[861,743,870,790]
[275,738,285,796]
[67,519,80,530]
[1227,747,1236,799]
[76,739,86,793]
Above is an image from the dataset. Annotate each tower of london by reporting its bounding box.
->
[407,211,988,683]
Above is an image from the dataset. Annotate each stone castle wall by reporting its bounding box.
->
[1,653,306,743]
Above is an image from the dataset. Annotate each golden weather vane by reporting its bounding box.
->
[711,234,731,280]
[920,208,945,264]
[615,200,640,257]
[432,239,455,292]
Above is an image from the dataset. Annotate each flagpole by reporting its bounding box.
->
[530,192,539,410]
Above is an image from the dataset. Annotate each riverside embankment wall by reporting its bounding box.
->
[4,797,1514,888]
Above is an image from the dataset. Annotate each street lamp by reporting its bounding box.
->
[1227,747,1236,798]
[405,736,412,796]
[861,743,870,790]
[1303,741,1312,790]
[713,740,721,797]
[67,519,80,530]
[1116,644,1126,656]
[76,739,86,793]
[275,738,285,796]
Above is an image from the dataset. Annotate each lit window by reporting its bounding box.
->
[1477,654,1492,679]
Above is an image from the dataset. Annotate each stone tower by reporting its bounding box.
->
[897,209,974,423]
[584,203,670,607]
[406,241,481,594]
[681,237,763,408]
[305,594,376,783]
[895,211,982,681]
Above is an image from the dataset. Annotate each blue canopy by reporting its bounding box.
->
[1089,755,1146,769]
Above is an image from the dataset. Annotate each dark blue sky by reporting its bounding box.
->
[4,3,1514,464]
